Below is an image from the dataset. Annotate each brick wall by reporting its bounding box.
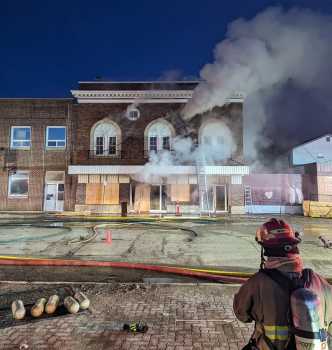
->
[72,102,244,165]
[0,99,73,211]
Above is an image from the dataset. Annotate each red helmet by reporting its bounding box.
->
[256,218,301,248]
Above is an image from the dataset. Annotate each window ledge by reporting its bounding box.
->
[90,154,120,159]
[10,147,31,151]
[8,195,29,199]
[46,147,66,151]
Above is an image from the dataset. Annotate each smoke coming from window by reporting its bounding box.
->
[182,7,332,166]
[133,120,237,184]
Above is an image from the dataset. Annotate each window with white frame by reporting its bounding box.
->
[92,121,120,156]
[11,126,31,149]
[146,120,173,153]
[46,126,66,148]
[8,171,29,197]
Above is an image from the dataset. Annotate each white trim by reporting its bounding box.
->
[46,126,67,149]
[90,119,121,157]
[78,80,201,84]
[71,89,244,104]
[68,165,250,175]
[10,126,31,149]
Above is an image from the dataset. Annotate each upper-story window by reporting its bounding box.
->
[145,119,175,154]
[91,120,121,157]
[199,120,236,160]
[46,126,66,148]
[11,126,31,149]
[126,107,140,121]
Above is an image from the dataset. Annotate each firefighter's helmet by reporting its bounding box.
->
[256,218,301,248]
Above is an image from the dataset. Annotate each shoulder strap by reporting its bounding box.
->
[261,268,309,292]
[260,269,297,293]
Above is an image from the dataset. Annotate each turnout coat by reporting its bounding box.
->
[233,269,332,350]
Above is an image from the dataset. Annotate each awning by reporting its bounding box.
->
[68,165,250,176]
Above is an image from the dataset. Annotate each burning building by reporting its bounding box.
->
[69,80,248,215]
[0,80,250,215]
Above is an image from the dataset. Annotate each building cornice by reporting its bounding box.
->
[71,90,244,104]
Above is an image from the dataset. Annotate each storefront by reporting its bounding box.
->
[68,165,249,215]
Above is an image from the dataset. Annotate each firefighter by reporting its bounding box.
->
[233,218,332,350]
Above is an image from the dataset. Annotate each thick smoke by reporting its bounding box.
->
[133,120,237,183]
[183,7,332,166]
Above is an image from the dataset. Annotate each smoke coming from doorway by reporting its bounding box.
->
[183,7,332,166]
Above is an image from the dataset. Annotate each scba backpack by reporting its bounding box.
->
[261,268,329,350]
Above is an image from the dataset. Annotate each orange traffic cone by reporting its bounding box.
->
[105,229,112,245]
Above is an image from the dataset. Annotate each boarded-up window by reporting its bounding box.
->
[190,185,199,205]
[104,184,119,204]
[171,184,190,202]
[86,184,103,204]
[134,184,150,212]
[85,183,119,204]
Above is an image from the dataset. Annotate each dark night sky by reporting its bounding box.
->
[1,0,331,97]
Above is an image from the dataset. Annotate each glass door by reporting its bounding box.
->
[150,185,167,211]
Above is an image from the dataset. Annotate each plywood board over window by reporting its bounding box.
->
[134,184,150,212]
[171,184,190,202]
[85,183,119,204]
[104,184,119,204]
[86,184,103,204]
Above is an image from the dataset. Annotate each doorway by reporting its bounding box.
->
[44,183,64,211]
[150,185,167,212]
[200,185,227,213]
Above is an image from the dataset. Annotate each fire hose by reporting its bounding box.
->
[0,256,248,284]
[0,223,330,284]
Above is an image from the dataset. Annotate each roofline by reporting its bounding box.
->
[0,98,73,101]
[78,80,201,84]
[293,133,332,150]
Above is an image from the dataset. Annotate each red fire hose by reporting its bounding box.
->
[0,257,248,284]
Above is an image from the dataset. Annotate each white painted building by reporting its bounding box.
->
[292,134,332,165]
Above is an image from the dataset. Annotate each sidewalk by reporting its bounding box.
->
[0,282,252,350]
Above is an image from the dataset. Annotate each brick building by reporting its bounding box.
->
[0,81,249,215]
[0,99,73,211]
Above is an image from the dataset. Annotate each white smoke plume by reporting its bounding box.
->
[183,7,332,162]
[134,120,237,184]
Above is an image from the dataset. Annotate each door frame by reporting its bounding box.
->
[43,174,65,212]
[214,185,228,213]
[200,184,228,214]
[149,184,167,213]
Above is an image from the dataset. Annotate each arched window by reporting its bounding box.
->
[144,119,175,154]
[91,120,121,156]
[198,120,236,159]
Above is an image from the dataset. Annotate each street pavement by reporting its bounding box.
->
[0,215,331,277]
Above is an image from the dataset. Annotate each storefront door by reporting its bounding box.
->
[200,185,227,213]
[150,185,167,212]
